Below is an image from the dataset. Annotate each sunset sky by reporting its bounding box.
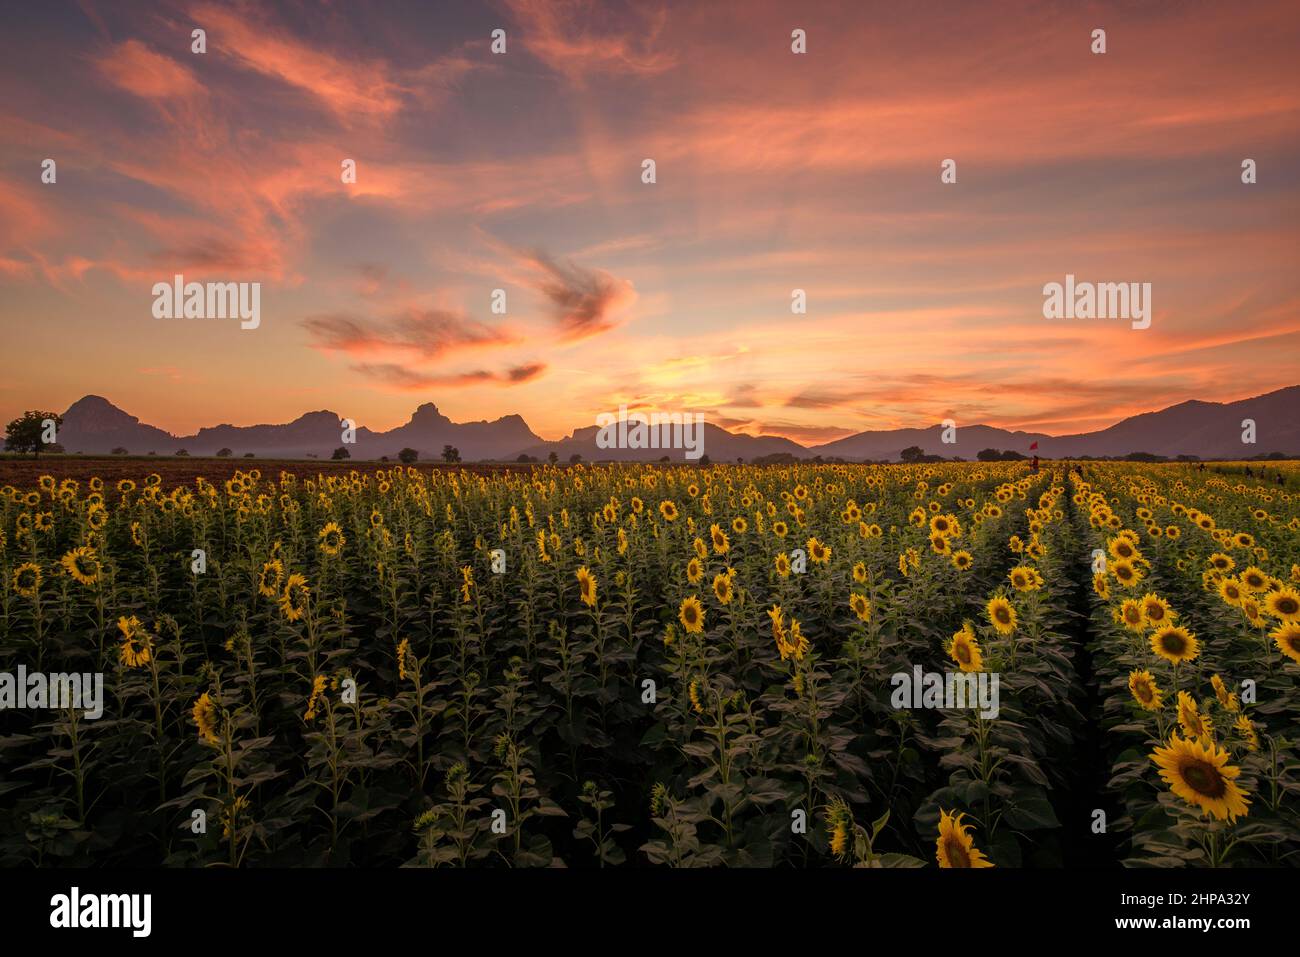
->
[1,0,1297,444]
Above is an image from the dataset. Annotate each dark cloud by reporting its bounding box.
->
[528,251,635,341]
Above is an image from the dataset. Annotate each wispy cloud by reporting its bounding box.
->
[526,251,636,341]
[302,309,516,359]
[351,361,546,391]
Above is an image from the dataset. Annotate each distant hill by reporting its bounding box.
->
[39,385,1300,462]
[1033,387,1300,459]
[55,396,542,461]
[808,423,1053,461]
[515,422,806,463]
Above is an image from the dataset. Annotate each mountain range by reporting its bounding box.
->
[33,385,1300,462]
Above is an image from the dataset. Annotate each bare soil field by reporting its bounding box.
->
[0,454,536,489]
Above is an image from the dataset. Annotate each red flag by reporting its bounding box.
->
[1029,441,1038,451]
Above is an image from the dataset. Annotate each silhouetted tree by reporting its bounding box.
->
[217,448,233,458]
[331,447,350,460]
[398,447,419,464]
[442,445,461,463]
[4,410,63,458]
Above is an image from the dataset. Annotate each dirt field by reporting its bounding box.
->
[0,454,538,489]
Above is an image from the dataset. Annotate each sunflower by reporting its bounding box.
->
[1008,565,1042,592]
[60,546,100,586]
[1092,572,1109,599]
[1111,558,1141,588]
[678,595,705,634]
[11,562,41,598]
[1210,674,1240,713]
[693,537,708,560]
[303,674,328,722]
[774,552,791,578]
[1208,552,1234,573]
[576,566,597,607]
[849,592,872,624]
[1128,670,1163,711]
[1150,625,1198,665]
[658,500,678,522]
[827,798,852,859]
[33,512,54,533]
[1264,586,1300,622]
[1176,691,1212,739]
[1109,536,1138,561]
[1139,593,1175,628]
[1241,598,1264,628]
[396,638,414,682]
[1218,577,1245,607]
[806,537,831,564]
[951,550,973,571]
[1272,622,1300,664]
[86,506,107,531]
[1151,734,1250,822]
[768,604,788,654]
[279,573,310,622]
[688,679,703,714]
[192,692,221,745]
[686,557,703,584]
[1239,566,1268,592]
[731,516,747,535]
[709,524,730,555]
[929,514,953,537]
[852,561,868,583]
[1233,714,1259,752]
[712,571,734,605]
[935,809,993,868]
[985,596,1017,635]
[948,624,982,673]
[785,616,809,661]
[257,559,284,598]
[117,615,154,668]
[317,521,346,556]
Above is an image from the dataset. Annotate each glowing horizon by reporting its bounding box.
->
[2,0,1298,443]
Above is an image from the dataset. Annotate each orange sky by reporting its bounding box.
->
[1,0,1298,442]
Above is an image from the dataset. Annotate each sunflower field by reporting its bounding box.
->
[0,460,1296,868]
